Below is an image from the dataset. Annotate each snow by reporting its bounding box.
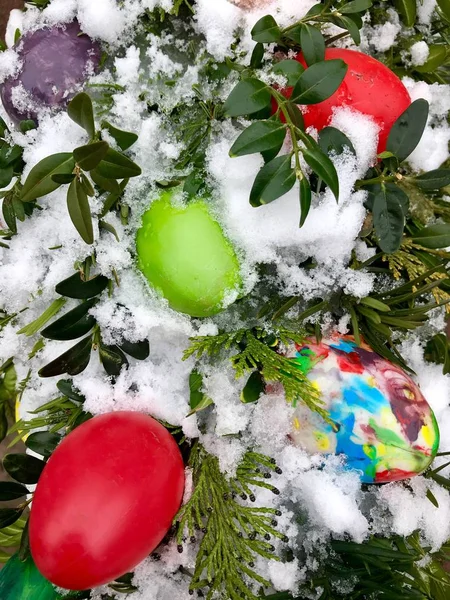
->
[1,0,450,598]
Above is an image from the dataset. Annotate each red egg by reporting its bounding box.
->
[29,412,185,590]
[280,48,411,153]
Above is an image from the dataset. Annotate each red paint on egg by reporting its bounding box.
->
[29,412,185,590]
[275,48,411,153]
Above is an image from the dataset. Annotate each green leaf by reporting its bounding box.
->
[50,173,75,185]
[386,99,429,163]
[41,299,97,341]
[90,168,121,193]
[411,224,450,249]
[302,145,339,201]
[101,121,138,151]
[0,553,59,600]
[25,432,61,458]
[299,177,312,227]
[318,126,356,156]
[73,141,109,171]
[0,509,23,529]
[332,15,361,44]
[3,454,45,484]
[414,45,447,73]
[2,196,16,234]
[56,378,85,402]
[414,169,450,190]
[19,120,36,134]
[188,370,213,416]
[95,148,141,179]
[251,15,281,43]
[285,103,305,130]
[119,339,150,360]
[55,272,109,299]
[17,298,67,336]
[38,335,93,378]
[224,79,272,117]
[300,24,325,66]
[18,520,30,563]
[230,121,287,157]
[0,482,28,501]
[250,154,296,207]
[250,43,264,69]
[67,178,94,244]
[340,0,373,13]
[21,153,75,202]
[99,343,128,377]
[393,0,416,26]
[0,167,13,189]
[67,92,95,139]
[372,186,405,253]
[437,0,450,20]
[291,59,347,104]
[273,60,305,86]
[99,219,119,241]
[241,371,264,403]
[80,173,95,197]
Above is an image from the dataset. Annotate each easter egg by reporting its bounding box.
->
[288,337,439,483]
[278,49,411,154]
[0,21,101,124]
[29,412,185,590]
[136,190,243,318]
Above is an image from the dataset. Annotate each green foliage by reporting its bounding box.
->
[175,443,286,599]
[0,553,59,600]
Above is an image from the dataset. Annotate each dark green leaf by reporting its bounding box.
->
[250,43,265,69]
[300,25,325,66]
[0,407,7,444]
[0,509,23,529]
[188,370,213,415]
[224,79,272,117]
[67,92,95,139]
[299,177,312,227]
[393,0,416,26]
[99,343,128,377]
[2,197,16,234]
[80,173,95,197]
[365,182,409,216]
[90,168,121,193]
[437,0,450,20]
[285,103,305,130]
[291,59,348,104]
[95,148,141,179]
[415,45,447,73]
[119,339,150,360]
[20,153,75,202]
[56,379,85,402]
[51,173,75,184]
[38,335,93,378]
[0,167,13,189]
[241,371,264,403]
[230,121,287,157]
[414,169,450,190]
[332,15,361,44]
[3,454,45,484]
[273,60,305,86]
[73,141,109,171]
[372,186,405,253]
[18,520,30,562]
[425,334,450,374]
[0,482,28,501]
[302,145,339,200]
[340,0,373,12]
[251,15,281,43]
[386,99,429,163]
[11,197,24,222]
[0,553,59,600]
[41,299,97,341]
[318,126,356,156]
[55,272,109,299]
[426,487,439,507]
[25,432,61,458]
[250,154,296,206]
[67,177,94,244]
[19,120,36,134]
[411,223,450,249]
[99,219,119,241]
[101,121,138,151]
[0,145,22,167]
[0,116,8,138]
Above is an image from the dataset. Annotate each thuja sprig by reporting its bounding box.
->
[184,327,327,419]
[18,93,140,244]
[175,443,286,600]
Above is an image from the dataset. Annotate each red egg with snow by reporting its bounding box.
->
[285,49,411,153]
[29,412,185,590]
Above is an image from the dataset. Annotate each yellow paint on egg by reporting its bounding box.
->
[293,417,301,430]
[421,424,433,447]
[314,431,330,451]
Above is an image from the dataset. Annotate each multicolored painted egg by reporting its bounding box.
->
[288,337,439,484]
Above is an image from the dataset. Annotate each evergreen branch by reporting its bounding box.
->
[175,444,287,600]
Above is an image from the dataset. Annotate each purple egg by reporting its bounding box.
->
[0,21,101,124]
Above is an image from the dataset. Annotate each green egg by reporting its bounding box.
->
[136,190,243,317]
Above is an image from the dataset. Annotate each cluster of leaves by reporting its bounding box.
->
[184,326,327,420]
[17,92,140,244]
[175,442,286,600]
[0,358,16,442]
